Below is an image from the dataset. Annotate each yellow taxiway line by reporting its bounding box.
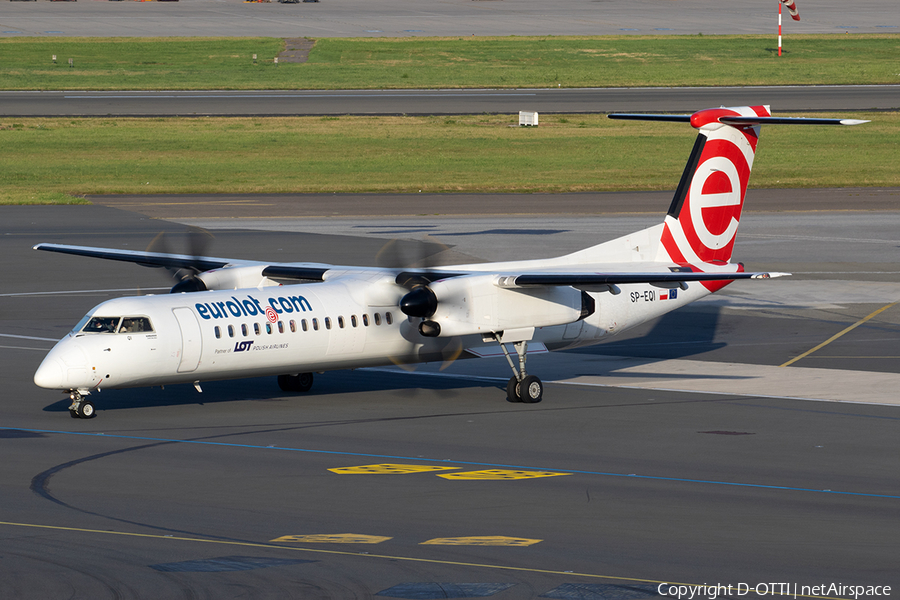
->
[0,519,857,599]
[780,301,898,367]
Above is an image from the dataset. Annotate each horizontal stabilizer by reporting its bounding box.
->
[609,112,869,127]
[608,113,691,123]
[718,116,870,126]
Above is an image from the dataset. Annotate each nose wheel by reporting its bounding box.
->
[68,391,96,419]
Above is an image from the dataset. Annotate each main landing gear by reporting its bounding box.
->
[67,390,96,419]
[277,372,314,393]
[495,339,543,404]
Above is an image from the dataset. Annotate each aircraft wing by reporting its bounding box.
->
[500,270,788,291]
[34,243,788,293]
[33,243,234,272]
[34,243,331,278]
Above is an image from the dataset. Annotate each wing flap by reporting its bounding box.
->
[261,265,329,282]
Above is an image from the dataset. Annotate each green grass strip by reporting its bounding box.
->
[1,34,898,90]
[0,113,893,204]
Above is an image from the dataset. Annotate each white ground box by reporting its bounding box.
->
[519,111,538,126]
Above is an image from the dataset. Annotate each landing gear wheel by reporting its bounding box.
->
[77,400,96,419]
[506,377,522,403]
[278,373,314,393]
[520,375,543,404]
[69,408,79,419]
[295,372,314,392]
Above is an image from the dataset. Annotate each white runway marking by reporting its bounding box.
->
[0,333,60,342]
[0,345,52,352]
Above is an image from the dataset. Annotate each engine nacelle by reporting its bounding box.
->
[416,274,591,338]
[197,266,280,291]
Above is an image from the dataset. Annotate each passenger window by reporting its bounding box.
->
[301,319,308,332]
[362,314,369,327]
[374,313,381,326]
[290,320,296,333]
[338,316,345,329]
[214,326,221,339]
[228,325,235,338]
[85,317,120,334]
[351,315,358,328]
[325,317,332,330]
[385,312,393,325]
[119,317,153,333]
[278,321,284,334]
[254,323,261,335]
[266,323,273,334]
[312,318,319,331]
[242,324,248,337]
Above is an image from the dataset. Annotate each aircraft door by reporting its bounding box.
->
[173,307,202,373]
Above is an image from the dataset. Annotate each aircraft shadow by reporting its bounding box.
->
[565,304,726,361]
[41,369,495,413]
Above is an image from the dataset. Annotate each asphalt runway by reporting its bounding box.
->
[2,0,896,38]
[3,86,898,117]
[2,197,899,598]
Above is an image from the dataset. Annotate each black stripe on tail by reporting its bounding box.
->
[666,133,706,219]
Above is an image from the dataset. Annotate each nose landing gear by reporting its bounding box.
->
[67,390,96,419]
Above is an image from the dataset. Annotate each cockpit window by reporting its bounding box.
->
[118,317,153,333]
[84,317,120,333]
[80,316,154,334]
[71,314,93,336]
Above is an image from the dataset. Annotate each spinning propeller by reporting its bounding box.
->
[376,236,468,369]
[145,226,216,293]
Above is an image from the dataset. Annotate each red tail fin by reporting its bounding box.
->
[658,105,770,271]
[607,107,867,290]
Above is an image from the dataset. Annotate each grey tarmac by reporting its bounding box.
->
[2,193,899,598]
[2,86,898,117]
[0,0,896,38]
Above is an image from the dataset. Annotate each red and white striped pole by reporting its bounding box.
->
[778,0,800,57]
[778,0,783,56]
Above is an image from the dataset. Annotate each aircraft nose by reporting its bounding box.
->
[34,343,91,390]
[34,356,65,389]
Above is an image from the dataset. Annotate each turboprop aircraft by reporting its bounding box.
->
[33,105,867,418]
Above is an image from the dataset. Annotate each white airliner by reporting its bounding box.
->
[33,106,866,418]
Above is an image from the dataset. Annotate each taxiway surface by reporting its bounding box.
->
[2,196,898,598]
[2,0,896,38]
[3,86,898,117]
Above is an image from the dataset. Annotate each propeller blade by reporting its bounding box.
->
[439,337,465,372]
[376,235,452,269]
[146,226,215,293]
